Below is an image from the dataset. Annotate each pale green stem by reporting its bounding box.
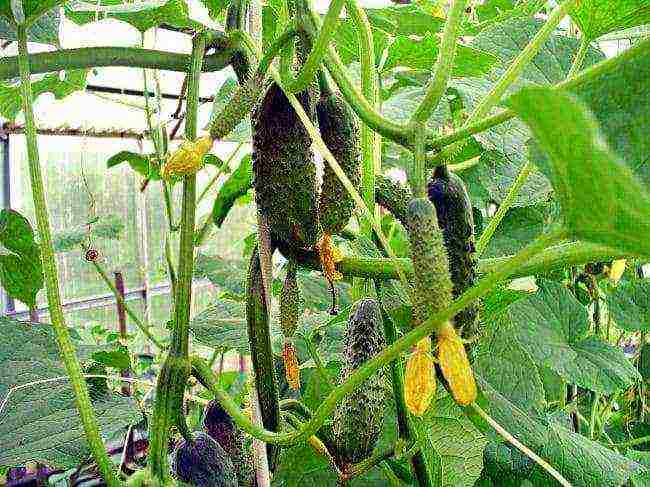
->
[302,334,333,387]
[345,0,378,224]
[567,36,589,78]
[192,229,565,446]
[468,0,577,123]
[409,122,427,198]
[472,404,572,487]
[172,33,206,357]
[89,259,165,350]
[16,25,121,487]
[410,0,468,124]
[283,0,346,93]
[475,161,533,257]
[197,141,244,203]
[589,392,600,439]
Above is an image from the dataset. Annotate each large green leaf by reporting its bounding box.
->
[189,298,274,353]
[52,213,125,253]
[65,0,196,32]
[0,316,140,468]
[478,378,643,486]
[448,18,605,207]
[419,393,488,487]
[475,319,546,413]
[0,0,64,24]
[193,253,248,296]
[569,39,650,187]
[0,69,87,121]
[505,86,650,258]
[0,9,60,45]
[0,209,43,308]
[482,204,551,258]
[212,154,253,227]
[382,33,497,77]
[508,280,640,394]
[106,151,161,180]
[607,279,650,332]
[571,0,650,40]
[367,4,444,37]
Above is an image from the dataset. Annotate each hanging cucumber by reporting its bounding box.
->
[202,400,256,487]
[170,431,238,487]
[405,197,454,326]
[427,165,479,339]
[331,298,388,466]
[252,82,320,249]
[317,71,361,236]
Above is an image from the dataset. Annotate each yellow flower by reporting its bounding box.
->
[318,233,343,282]
[161,136,213,180]
[609,259,626,283]
[404,337,436,416]
[437,322,477,406]
[283,340,301,390]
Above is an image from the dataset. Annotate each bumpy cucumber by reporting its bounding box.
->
[170,431,237,487]
[374,175,412,229]
[246,245,281,467]
[317,82,361,235]
[405,197,454,326]
[280,261,301,338]
[202,400,255,487]
[331,298,388,466]
[427,166,479,337]
[252,83,320,248]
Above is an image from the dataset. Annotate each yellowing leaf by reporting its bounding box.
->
[609,259,627,283]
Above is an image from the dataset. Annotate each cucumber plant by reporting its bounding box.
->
[1,1,650,486]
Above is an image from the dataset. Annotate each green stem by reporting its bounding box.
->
[589,392,600,439]
[171,33,206,356]
[409,122,427,198]
[89,259,165,350]
[347,0,379,237]
[0,46,234,81]
[288,240,625,282]
[410,0,468,124]
[197,141,244,203]
[302,334,333,387]
[471,404,571,487]
[475,161,533,257]
[377,297,431,487]
[15,25,121,487]
[428,0,576,164]
[469,0,577,123]
[567,36,590,78]
[147,33,207,482]
[425,110,514,154]
[192,229,565,446]
[282,0,345,93]
[613,435,650,449]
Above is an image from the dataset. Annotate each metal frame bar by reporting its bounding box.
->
[1,132,16,314]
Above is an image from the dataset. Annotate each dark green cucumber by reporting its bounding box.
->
[331,298,388,466]
[252,82,320,248]
[246,245,281,467]
[317,76,361,235]
[405,197,454,326]
[203,400,255,487]
[427,166,479,338]
[170,431,238,487]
